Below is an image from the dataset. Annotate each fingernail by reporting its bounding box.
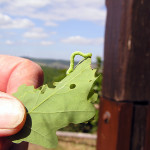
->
[0,98,25,129]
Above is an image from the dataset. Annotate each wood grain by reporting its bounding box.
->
[103,0,150,101]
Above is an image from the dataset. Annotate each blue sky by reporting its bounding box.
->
[0,0,106,62]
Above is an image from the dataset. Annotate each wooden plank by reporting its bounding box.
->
[144,105,150,150]
[129,104,150,150]
[130,105,148,150]
[97,98,133,150]
[103,0,150,101]
[97,0,150,149]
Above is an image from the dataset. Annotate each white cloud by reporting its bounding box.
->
[45,21,58,27]
[0,0,10,4]
[40,41,54,46]
[61,36,104,46]
[0,13,34,29]
[0,0,106,25]
[9,0,51,8]
[23,27,48,39]
[5,40,14,45]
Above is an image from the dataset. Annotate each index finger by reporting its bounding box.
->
[0,55,44,149]
[0,55,44,94]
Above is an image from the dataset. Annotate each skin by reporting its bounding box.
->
[0,55,44,150]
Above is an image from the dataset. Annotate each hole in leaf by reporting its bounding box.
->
[70,84,76,89]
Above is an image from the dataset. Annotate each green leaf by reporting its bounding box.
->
[9,58,97,148]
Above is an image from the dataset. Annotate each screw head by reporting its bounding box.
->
[103,111,111,123]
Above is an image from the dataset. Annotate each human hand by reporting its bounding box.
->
[0,55,44,150]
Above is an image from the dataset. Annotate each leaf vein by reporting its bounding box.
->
[29,65,90,113]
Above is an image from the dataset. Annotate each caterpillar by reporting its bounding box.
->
[66,51,92,75]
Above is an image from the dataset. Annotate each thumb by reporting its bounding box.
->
[0,92,26,137]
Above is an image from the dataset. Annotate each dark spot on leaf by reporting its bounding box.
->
[89,80,92,82]
[70,84,76,89]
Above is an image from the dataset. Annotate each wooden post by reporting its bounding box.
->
[97,0,150,150]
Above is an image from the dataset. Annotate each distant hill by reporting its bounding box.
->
[22,56,97,69]
[22,57,79,69]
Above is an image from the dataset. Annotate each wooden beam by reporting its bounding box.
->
[103,0,150,102]
[97,0,150,149]
[97,98,133,150]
